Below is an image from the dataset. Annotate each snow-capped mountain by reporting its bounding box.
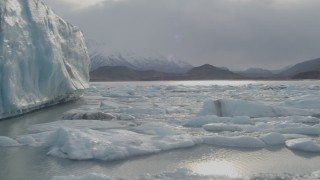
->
[90,53,193,73]
[87,40,193,73]
[0,0,90,119]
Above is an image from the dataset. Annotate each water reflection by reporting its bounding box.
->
[190,160,239,178]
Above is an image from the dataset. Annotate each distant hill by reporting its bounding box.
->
[90,64,242,81]
[236,68,275,78]
[279,58,320,77]
[185,64,242,80]
[292,70,320,79]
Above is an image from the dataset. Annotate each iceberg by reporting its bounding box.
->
[0,0,90,119]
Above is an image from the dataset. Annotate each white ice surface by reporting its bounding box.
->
[0,0,90,119]
[10,81,320,165]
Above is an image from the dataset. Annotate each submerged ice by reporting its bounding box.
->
[0,0,90,119]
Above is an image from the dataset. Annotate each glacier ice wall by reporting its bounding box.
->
[0,0,90,119]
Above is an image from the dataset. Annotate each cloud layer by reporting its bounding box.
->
[43,0,320,70]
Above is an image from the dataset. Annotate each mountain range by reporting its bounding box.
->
[87,42,320,81]
[90,64,241,81]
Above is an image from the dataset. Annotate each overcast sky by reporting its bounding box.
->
[43,0,320,70]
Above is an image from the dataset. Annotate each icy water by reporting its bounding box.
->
[1,80,320,180]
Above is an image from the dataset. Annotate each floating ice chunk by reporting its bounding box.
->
[260,132,285,146]
[127,89,136,95]
[28,120,126,133]
[311,171,320,179]
[52,168,230,180]
[52,173,112,180]
[185,115,252,127]
[16,132,53,146]
[165,85,177,90]
[283,134,308,140]
[185,115,220,127]
[278,127,320,135]
[62,110,115,120]
[99,101,118,109]
[16,135,36,146]
[0,136,20,147]
[203,136,266,148]
[286,138,320,153]
[131,122,179,136]
[199,99,311,117]
[45,127,201,161]
[51,169,320,180]
[285,95,320,109]
[290,116,320,124]
[230,116,253,125]
[121,107,166,115]
[203,123,242,132]
[118,114,135,120]
[165,107,188,114]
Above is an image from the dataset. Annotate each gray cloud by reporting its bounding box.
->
[43,0,320,70]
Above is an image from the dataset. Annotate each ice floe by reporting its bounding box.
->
[27,120,128,133]
[203,123,242,132]
[45,127,201,160]
[185,115,253,127]
[285,94,320,109]
[286,138,320,153]
[62,110,115,120]
[203,136,266,148]
[51,168,320,180]
[198,99,312,117]
[260,132,286,146]
[0,136,21,147]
